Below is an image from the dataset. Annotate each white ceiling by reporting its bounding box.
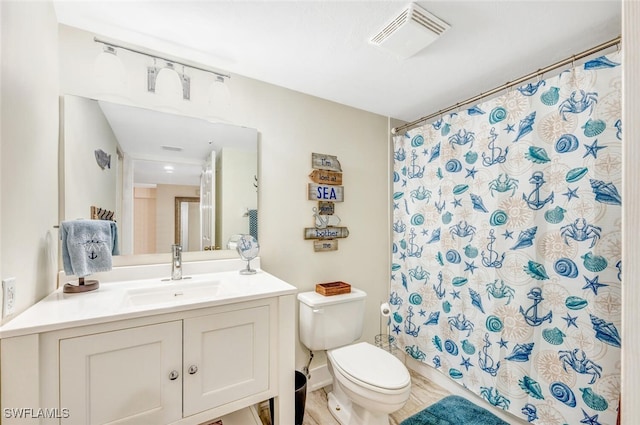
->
[54,0,622,123]
[98,100,257,185]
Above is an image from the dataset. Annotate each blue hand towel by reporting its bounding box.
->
[60,220,119,278]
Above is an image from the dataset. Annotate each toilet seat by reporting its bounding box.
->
[328,342,411,392]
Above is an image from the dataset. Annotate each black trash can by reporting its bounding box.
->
[294,370,307,424]
[270,370,307,425]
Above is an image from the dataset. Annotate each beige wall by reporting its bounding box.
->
[57,24,390,369]
[236,77,391,371]
[0,1,59,320]
[61,95,119,221]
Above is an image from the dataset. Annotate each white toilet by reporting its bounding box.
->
[298,288,411,425]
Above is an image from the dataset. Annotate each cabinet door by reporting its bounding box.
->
[183,305,270,416]
[59,321,182,425]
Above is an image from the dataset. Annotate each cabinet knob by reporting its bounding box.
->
[188,365,198,375]
[169,370,179,381]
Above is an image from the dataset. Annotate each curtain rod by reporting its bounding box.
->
[94,37,231,80]
[392,35,621,135]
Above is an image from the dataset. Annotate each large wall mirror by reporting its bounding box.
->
[60,94,258,257]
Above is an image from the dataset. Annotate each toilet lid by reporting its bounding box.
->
[329,342,410,390]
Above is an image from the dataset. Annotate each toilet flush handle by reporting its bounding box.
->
[312,308,324,314]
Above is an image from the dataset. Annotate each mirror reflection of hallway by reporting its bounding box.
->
[175,196,200,252]
[132,185,200,254]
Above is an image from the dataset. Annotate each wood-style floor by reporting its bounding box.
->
[258,369,451,425]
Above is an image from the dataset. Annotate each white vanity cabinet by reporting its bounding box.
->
[0,269,296,425]
[56,303,272,424]
[182,305,270,416]
[59,321,184,425]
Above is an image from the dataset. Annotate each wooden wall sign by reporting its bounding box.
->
[312,153,342,172]
[318,201,335,215]
[308,183,344,202]
[313,240,338,252]
[309,169,342,185]
[304,227,350,240]
[307,153,348,252]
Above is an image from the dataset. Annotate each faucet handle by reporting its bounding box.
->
[171,244,183,280]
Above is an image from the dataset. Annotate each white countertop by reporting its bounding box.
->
[0,260,297,338]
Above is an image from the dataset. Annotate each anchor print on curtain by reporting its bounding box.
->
[391,53,621,425]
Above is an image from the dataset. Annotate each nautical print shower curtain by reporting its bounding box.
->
[390,52,621,425]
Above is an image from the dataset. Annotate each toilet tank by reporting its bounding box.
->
[297,288,366,351]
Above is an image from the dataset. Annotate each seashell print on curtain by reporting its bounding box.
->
[391,52,621,425]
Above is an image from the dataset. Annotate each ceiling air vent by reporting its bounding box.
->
[370,3,450,59]
[161,145,183,152]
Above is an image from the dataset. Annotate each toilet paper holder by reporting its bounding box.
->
[376,302,397,352]
[374,334,397,353]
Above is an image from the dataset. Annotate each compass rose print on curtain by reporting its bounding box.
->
[391,52,621,425]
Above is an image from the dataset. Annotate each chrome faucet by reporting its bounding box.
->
[171,244,183,280]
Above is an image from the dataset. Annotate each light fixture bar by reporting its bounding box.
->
[94,37,230,80]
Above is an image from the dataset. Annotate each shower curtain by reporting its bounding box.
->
[391,52,621,425]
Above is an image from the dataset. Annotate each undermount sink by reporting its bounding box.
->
[123,279,222,307]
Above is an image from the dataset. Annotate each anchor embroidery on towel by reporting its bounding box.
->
[79,235,106,261]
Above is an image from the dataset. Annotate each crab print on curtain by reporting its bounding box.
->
[390,52,621,425]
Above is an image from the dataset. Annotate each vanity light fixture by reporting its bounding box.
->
[93,43,126,95]
[208,75,232,119]
[93,37,230,101]
[148,61,191,100]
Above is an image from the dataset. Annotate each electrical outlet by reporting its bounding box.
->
[2,277,16,317]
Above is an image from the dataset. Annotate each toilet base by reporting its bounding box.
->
[327,389,390,425]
